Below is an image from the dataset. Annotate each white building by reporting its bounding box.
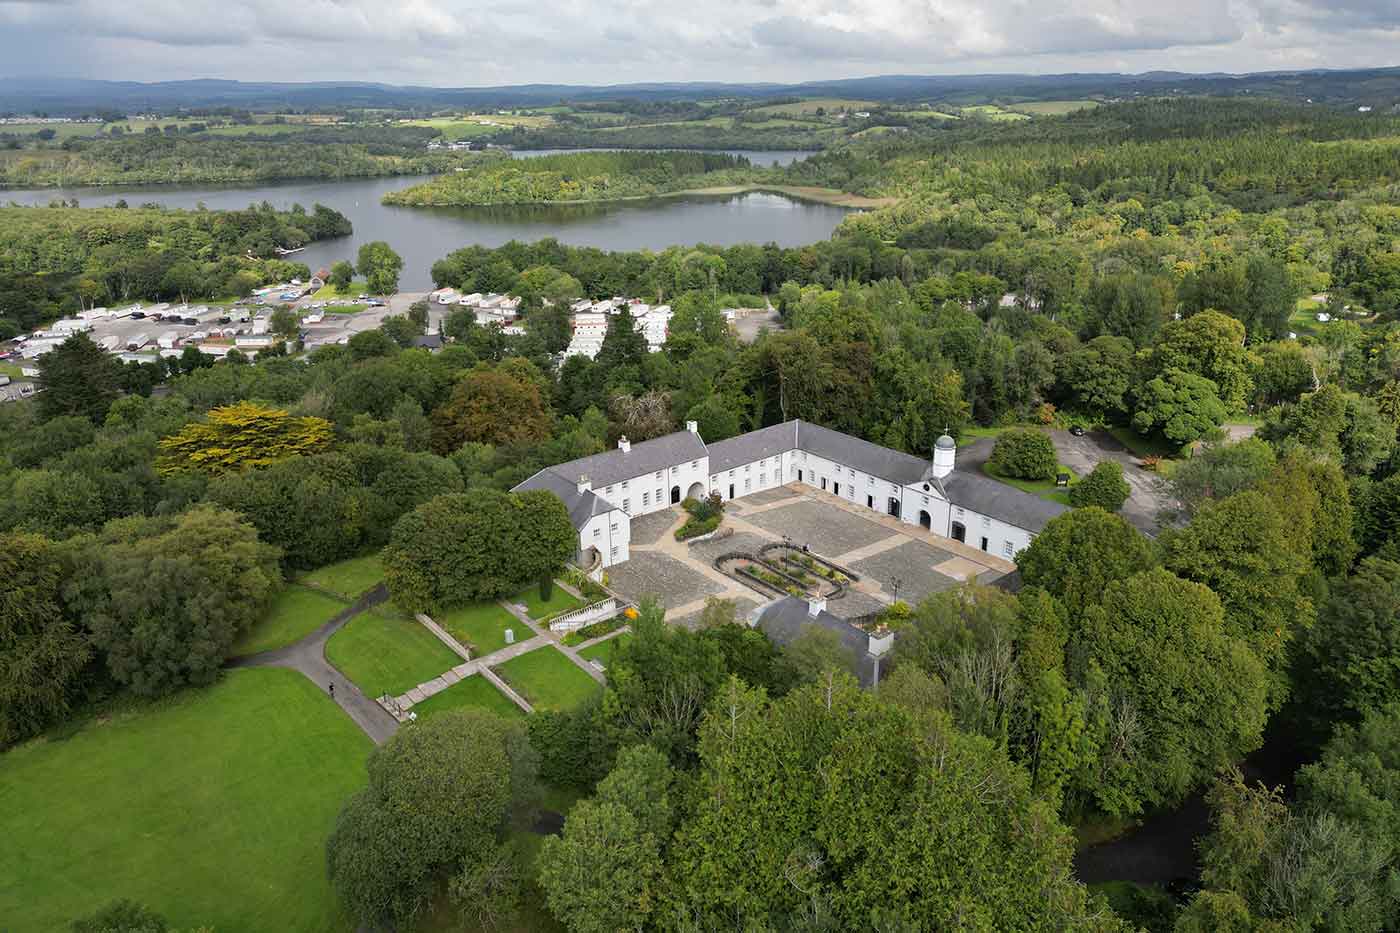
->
[514,419,1067,569]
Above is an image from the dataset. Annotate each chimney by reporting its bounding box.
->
[618,436,631,453]
[577,473,591,495]
[807,596,827,617]
[685,420,698,434]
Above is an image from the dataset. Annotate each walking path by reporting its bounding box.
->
[228,585,401,745]
[499,600,607,685]
[632,508,761,608]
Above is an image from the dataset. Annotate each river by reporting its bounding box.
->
[1,150,849,290]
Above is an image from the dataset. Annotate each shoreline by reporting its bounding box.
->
[383,183,898,210]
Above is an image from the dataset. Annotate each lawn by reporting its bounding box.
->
[0,360,23,379]
[578,632,632,667]
[983,462,1077,501]
[751,97,879,116]
[1289,297,1325,337]
[495,647,601,711]
[410,675,524,720]
[232,585,346,657]
[326,613,461,697]
[324,304,367,314]
[1010,100,1100,115]
[312,280,371,300]
[0,668,369,932]
[299,552,384,600]
[514,585,584,621]
[435,601,519,656]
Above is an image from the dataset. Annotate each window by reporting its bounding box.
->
[955,507,965,518]
[849,468,855,476]
[655,488,662,502]
[593,528,601,538]
[622,499,630,514]
[610,523,618,534]
[610,545,618,558]
[690,460,698,470]
[759,473,766,486]
[867,476,874,486]
[745,478,752,491]
[921,495,929,505]
[655,471,663,481]
[801,452,807,461]
[642,491,650,507]
[622,480,629,489]
[1002,542,1014,558]
[728,469,734,477]
[982,516,991,527]
[607,485,615,496]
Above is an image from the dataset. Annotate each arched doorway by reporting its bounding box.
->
[670,486,682,504]
[919,510,931,530]
[951,521,966,543]
[686,481,706,501]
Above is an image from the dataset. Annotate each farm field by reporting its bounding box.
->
[232,585,346,657]
[495,647,600,711]
[751,98,879,116]
[0,669,370,932]
[1010,100,1101,115]
[326,612,461,697]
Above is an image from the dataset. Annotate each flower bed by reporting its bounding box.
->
[561,615,627,647]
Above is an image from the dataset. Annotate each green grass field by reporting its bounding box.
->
[326,613,461,697]
[324,304,367,315]
[983,463,1078,502]
[299,553,383,600]
[751,97,878,116]
[312,281,371,301]
[232,585,346,657]
[960,104,1032,122]
[516,586,584,621]
[410,675,525,720]
[0,669,370,932]
[1107,425,1183,461]
[0,360,23,380]
[495,648,601,711]
[435,602,518,656]
[578,632,632,667]
[1010,100,1100,115]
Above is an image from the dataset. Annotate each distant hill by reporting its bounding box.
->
[3,67,1398,114]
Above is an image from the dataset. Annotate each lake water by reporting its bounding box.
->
[0,150,848,290]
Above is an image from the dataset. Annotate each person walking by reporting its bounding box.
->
[328,682,335,698]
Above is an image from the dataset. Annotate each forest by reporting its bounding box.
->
[3,97,1400,931]
[0,201,351,333]
[382,150,769,206]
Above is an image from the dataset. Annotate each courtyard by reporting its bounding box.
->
[604,485,1012,621]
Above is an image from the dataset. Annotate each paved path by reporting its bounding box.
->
[499,600,607,685]
[627,509,760,613]
[228,585,401,745]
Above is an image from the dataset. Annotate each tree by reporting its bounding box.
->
[430,365,552,453]
[36,332,123,424]
[379,314,423,348]
[67,507,281,696]
[1131,367,1227,446]
[1070,461,1131,511]
[268,306,299,342]
[537,746,675,933]
[0,532,91,747]
[1146,309,1253,410]
[684,394,742,442]
[156,402,334,475]
[1016,507,1157,617]
[1074,569,1268,815]
[328,259,354,290]
[1167,438,1276,515]
[356,241,403,295]
[70,899,169,933]
[594,309,648,374]
[987,427,1058,481]
[1294,558,1400,734]
[1058,335,1134,419]
[775,626,859,686]
[382,489,575,612]
[327,710,528,930]
[666,676,1124,930]
[1161,490,1310,690]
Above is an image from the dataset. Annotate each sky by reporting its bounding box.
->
[0,0,1397,86]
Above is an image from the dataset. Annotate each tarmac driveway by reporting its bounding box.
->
[959,431,1173,535]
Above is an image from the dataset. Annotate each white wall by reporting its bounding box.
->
[594,455,710,518]
[709,450,793,500]
[943,504,1036,560]
[579,507,631,568]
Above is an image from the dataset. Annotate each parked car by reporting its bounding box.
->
[129,311,146,319]
[217,316,232,325]
[1069,425,1086,437]
[182,317,199,325]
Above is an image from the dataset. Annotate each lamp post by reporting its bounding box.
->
[889,575,903,603]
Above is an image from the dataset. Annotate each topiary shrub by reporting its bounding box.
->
[988,428,1058,481]
[1070,461,1132,512]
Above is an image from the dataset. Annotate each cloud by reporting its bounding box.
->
[0,0,1396,85]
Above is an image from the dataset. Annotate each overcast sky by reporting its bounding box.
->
[1,0,1397,86]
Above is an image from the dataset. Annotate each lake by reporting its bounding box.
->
[0,150,849,290]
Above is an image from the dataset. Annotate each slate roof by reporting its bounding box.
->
[514,467,616,528]
[755,596,886,687]
[936,468,1069,533]
[796,421,933,486]
[544,429,709,489]
[706,421,799,473]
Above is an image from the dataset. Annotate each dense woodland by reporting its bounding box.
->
[4,97,1400,930]
[383,150,767,206]
[0,202,351,335]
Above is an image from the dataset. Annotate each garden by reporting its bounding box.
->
[409,675,525,721]
[436,601,519,656]
[325,613,463,698]
[494,648,601,711]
